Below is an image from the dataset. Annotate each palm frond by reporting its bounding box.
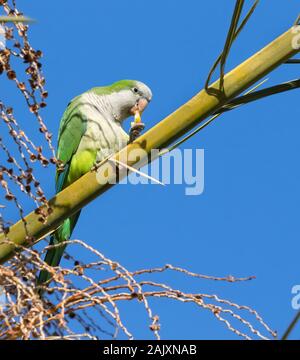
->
[285,59,300,64]
[294,14,300,25]
[218,79,300,112]
[164,78,300,153]
[0,16,33,23]
[282,310,300,340]
[205,0,260,94]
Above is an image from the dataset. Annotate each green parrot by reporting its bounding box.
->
[37,80,152,288]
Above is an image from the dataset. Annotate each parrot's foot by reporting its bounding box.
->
[129,122,145,143]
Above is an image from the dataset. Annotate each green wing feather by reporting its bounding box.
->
[37,97,88,289]
[56,97,86,189]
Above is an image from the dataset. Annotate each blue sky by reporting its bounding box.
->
[2,0,300,339]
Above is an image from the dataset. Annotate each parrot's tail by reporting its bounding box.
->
[37,211,81,295]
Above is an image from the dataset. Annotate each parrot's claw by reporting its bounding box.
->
[129,122,145,143]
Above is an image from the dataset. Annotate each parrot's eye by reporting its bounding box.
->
[133,87,139,94]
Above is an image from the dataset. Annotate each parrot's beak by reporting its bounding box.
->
[130,97,150,123]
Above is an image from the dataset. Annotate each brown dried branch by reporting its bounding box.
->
[1,0,55,229]
[0,238,276,340]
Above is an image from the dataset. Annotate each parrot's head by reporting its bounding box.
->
[105,80,152,122]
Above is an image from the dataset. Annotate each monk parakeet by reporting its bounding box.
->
[38,80,152,288]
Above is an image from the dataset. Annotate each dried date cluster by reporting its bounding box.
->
[0,1,57,224]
